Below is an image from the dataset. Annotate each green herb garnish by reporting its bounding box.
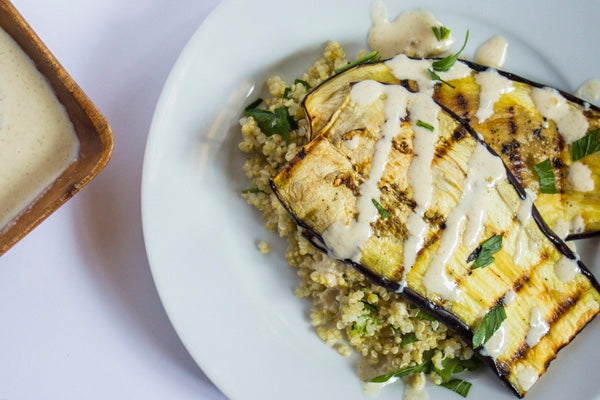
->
[416,120,435,131]
[400,332,418,346]
[370,351,434,382]
[439,378,472,398]
[432,26,451,41]
[372,198,390,219]
[472,302,506,348]
[416,309,436,321]
[361,300,378,314]
[428,69,456,89]
[454,357,483,373]
[283,79,312,98]
[468,234,503,269]
[244,101,292,144]
[335,51,381,74]
[572,128,600,161]
[435,357,460,383]
[533,158,558,194]
[431,30,469,72]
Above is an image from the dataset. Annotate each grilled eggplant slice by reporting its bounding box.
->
[301,58,600,238]
[271,81,600,397]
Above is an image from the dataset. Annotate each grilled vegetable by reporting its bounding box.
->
[271,79,600,397]
[301,58,600,239]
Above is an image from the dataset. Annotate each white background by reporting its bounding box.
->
[0,1,226,398]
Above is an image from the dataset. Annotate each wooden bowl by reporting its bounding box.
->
[0,0,113,255]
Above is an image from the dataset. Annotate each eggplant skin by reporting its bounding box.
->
[301,59,600,239]
[272,79,600,397]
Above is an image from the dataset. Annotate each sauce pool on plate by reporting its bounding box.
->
[0,27,79,230]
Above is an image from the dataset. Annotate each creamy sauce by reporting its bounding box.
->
[567,161,595,192]
[368,2,454,59]
[516,366,539,391]
[475,69,515,123]
[525,307,549,347]
[530,87,588,144]
[555,255,580,282]
[403,374,428,400]
[576,79,600,105]
[423,144,506,301]
[473,36,508,69]
[504,289,517,305]
[402,93,441,273]
[322,81,407,262]
[362,379,398,397]
[482,322,508,359]
[513,191,535,266]
[0,28,79,229]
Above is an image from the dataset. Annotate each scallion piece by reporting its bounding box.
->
[416,120,435,131]
[429,69,456,89]
[432,26,451,41]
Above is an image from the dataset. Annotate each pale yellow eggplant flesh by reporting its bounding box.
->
[271,82,600,397]
[301,59,600,240]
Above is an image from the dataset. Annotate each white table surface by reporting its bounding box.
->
[0,1,227,398]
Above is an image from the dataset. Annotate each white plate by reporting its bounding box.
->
[141,1,600,399]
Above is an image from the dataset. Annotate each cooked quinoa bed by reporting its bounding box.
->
[239,42,474,387]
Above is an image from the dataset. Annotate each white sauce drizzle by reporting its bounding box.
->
[362,379,397,397]
[368,2,454,59]
[516,366,539,392]
[473,36,508,69]
[571,215,585,234]
[322,81,407,262]
[513,190,536,266]
[402,93,441,275]
[482,322,508,359]
[423,145,506,301]
[504,289,517,305]
[525,307,549,347]
[555,255,580,282]
[575,79,600,105]
[567,161,595,192]
[530,87,589,144]
[0,28,79,229]
[475,69,515,123]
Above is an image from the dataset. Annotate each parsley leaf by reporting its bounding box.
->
[372,198,390,219]
[400,332,418,346]
[432,26,451,41]
[416,120,435,131]
[241,188,264,194]
[435,357,460,383]
[416,309,436,321]
[454,357,483,373]
[439,378,472,398]
[468,234,503,269]
[429,68,456,89]
[572,128,600,161]
[370,351,434,382]
[533,159,558,194]
[431,30,469,72]
[244,101,293,144]
[472,303,506,348]
[335,51,381,74]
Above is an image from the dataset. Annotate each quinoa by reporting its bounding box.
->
[239,41,474,389]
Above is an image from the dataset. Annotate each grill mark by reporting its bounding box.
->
[392,137,412,154]
[455,93,469,118]
[508,118,518,135]
[500,139,523,181]
[400,79,419,93]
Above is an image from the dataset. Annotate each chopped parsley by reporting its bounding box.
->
[429,68,456,89]
[400,332,418,346]
[416,120,435,131]
[572,128,600,161]
[244,98,293,144]
[431,30,469,72]
[283,79,312,98]
[335,51,381,74]
[416,309,436,321]
[472,302,507,348]
[440,379,473,398]
[533,158,558,194]
[432,26,451,41]
[241,188,264,194]
[372,198,390,219]
[468,234,503,269]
